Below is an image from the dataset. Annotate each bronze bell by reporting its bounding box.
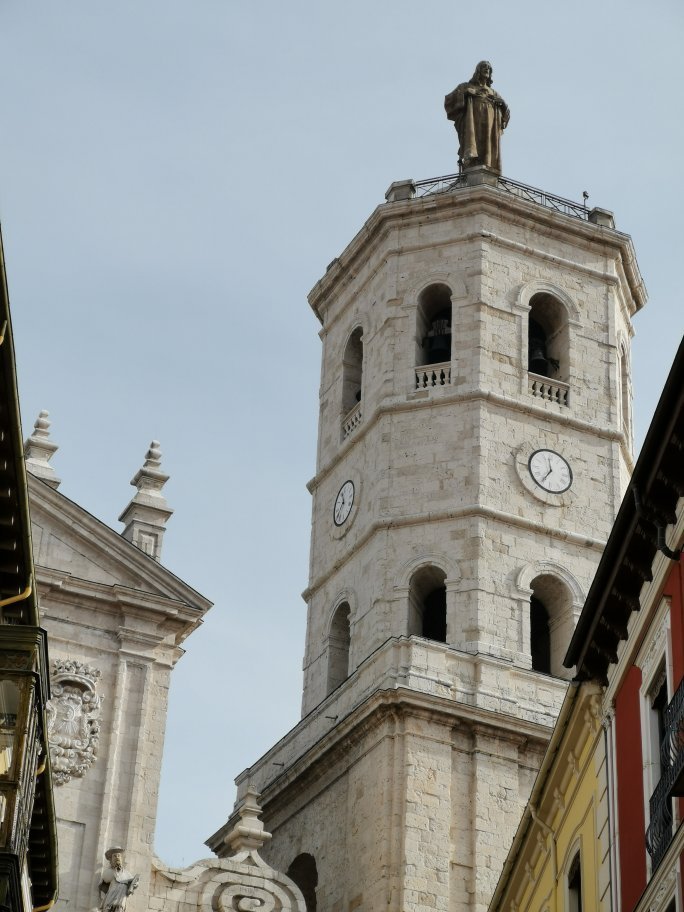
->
[426,316,452,365]
[528,340,549,376]
[427,332,451,364]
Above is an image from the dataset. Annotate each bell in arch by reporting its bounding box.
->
[425,310,452,365]
[528,319,549,376]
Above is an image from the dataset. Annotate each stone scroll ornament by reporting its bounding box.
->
[153,786,306,912]
[46,660,103,785]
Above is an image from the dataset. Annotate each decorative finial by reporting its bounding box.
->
[24,410,61,489]
[143,440,162,468]
[118,440,173,561]
[444,61,510,175]
[224,784,272,860]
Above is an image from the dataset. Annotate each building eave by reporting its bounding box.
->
[564,336,684,682]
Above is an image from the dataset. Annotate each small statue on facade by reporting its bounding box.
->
[444,61,510,174]
[99,847,139,912]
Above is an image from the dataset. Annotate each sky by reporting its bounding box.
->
[0,0,682,867]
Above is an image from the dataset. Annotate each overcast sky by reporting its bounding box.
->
[0,1,682,866]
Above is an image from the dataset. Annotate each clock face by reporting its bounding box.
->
[333,480,355,526]
[528,449,573,494]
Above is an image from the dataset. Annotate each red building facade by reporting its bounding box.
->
[566,337,684,912]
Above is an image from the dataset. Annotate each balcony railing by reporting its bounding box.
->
[661,676,684,791]
[529,373,570,407]
[646,677,684,869]
[412,172,590,222]
[497,177,590,221]
[415,362,451,390]
[414,173,467,197]
[646,773,673,871]
[341,402,362,440]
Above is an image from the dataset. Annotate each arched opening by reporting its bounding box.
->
[528,293,569,382]
[326,602,351,695]
[409,566,447,643]
[287,853,318,912]
[530,596,550,674]
[341,328,363,417]
[567,851,582,912]
[529,574,575,678]
[416,284,452,367]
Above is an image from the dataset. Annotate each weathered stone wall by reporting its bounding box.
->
[248,696,549,912]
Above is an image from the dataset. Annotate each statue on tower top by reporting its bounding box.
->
[445,61,510,175]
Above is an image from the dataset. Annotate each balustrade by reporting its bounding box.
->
[341,402,362,440]
[529,373,570,406]
[415,362,451,390]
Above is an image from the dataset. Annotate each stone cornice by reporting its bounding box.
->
[303,499,606,602]
[208,682,555,852]
[308,185,646,324]
[29,473,212,614]
[36,566,205,646]
[269,683,552,816]
[306,384,632,495]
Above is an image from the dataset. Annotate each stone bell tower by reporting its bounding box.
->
[209,66,646,912]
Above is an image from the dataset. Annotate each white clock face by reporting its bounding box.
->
[333,480,355,526]
[528,449,572,493]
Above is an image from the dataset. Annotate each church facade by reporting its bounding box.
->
[208,166,645,912]
[23,419,212,911]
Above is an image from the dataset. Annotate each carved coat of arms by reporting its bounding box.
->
[46,660,103,786]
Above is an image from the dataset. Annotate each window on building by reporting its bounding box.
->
[287,853,318,912]
[529,574,574,678]
[528,293,569,382]
[568,852,582,912]
[409,566,447,643]
[416,284,453,367]
[649,666,669,783]
[341,328,363,417]
[326,602,351,695]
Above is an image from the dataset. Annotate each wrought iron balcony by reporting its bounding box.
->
[646,770,673,870]
[660,675,684,795]
[645,676,684,870]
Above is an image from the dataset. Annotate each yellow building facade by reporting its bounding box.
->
[489,681,610,912]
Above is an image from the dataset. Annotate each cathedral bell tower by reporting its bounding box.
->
[209,65,646,912]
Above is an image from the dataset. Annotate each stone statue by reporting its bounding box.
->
[444,61,510,174]
[99,848,139,912]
